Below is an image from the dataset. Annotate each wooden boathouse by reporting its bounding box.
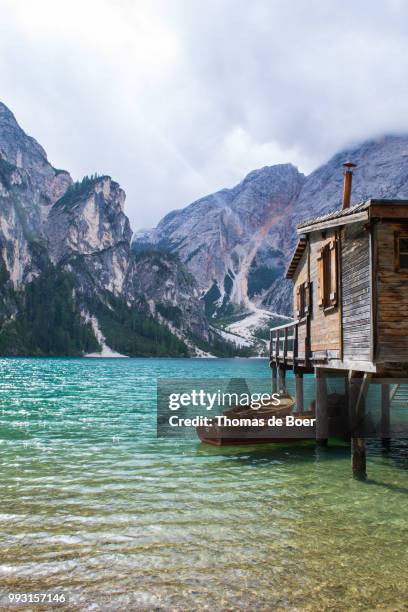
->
[270,162,408,478]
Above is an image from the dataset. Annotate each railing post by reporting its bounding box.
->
[269,320,300,366]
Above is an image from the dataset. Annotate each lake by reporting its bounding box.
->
[0,358,407,610]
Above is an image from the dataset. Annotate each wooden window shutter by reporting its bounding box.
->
[329,240,338,306]
[304,282,309,314]
[295,286,301,316]
[317,249,324,308]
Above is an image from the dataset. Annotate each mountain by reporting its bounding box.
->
[134,134,408,319]
[134,164,305,318]
[3,100,408,357]
[0,102,213,357]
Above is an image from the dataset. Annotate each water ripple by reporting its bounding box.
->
[0,358,407,610]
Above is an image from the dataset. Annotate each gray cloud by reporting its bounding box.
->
[1,0,408,230]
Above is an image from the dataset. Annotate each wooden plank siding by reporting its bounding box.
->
[287,218,406,368]
[376,221,408,362]
[292,247,308,360]
[309,231,341,356]
[341,223,371,362]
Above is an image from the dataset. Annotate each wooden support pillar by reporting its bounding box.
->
[295,372,304,414]
[351,437,366,480]
[315,369,328,446]
[343,372,350,438]
[271,362,277,395]
[278,365,286,395]
[348,372,368,481]
[381,383,390,444]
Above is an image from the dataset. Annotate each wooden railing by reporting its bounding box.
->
[269,320,299,363]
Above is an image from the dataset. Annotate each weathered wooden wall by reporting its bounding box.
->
[376,221,408,362]
[309,231,341,357]
[292,247,308,358]
[341,223,371,362]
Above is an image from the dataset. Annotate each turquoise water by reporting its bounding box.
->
[0,358,407,611]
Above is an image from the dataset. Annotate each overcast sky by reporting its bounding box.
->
[1,0,408,230]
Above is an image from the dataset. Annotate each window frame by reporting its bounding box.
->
[394,231,408,272]
[295,281,311,319]
[318,239,338,311]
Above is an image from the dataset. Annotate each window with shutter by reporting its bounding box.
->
[329,240,338,306]
[317,250,324,307]
[304,281,310,314]
[295,282,312,319]
[318,239,338,309]
[295,286,301,316]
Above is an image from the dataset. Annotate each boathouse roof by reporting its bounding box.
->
[297,200,370,234]
[286,236,307,279]
[297,198,408,234]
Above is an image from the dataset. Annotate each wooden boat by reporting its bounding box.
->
[196,394,316,446]
[223,395,294,420]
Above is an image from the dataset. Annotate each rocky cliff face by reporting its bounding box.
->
[0,102,209,356]
[0,103,72,287]
[135,134,408,317]
[135,164,305,316]
[46,175,132,300]
[45,176,209,344]
[126,249,208,341]
[0,103,71,209]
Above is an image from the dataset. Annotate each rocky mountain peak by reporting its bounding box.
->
[47,175,132,263]
[0,101,72,214]
[239,162,303,189]
[134,163,306,316]
[0,101,49,169]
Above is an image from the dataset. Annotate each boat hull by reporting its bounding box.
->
[196,412,316,446]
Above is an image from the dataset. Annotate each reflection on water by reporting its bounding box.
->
[0,358,407,610]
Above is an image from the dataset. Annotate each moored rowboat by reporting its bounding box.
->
[196,394,316,446]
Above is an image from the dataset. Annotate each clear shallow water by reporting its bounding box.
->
[0,358,407,611]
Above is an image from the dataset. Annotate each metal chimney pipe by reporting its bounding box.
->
[342,161,357,209]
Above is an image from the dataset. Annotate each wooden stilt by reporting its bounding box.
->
[295,372,304,414]
[278,365,286,395]
[315,369,328,446]
[351,437,366,480]
[271,362,277,395]
[381,383,390,444]
[343,372,350,437]
[348,372,368,480]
